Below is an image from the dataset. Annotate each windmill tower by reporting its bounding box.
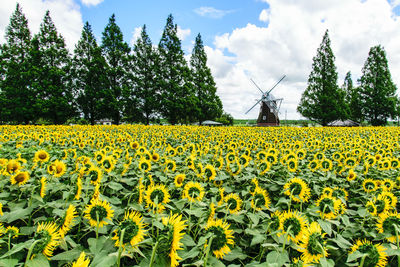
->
[245,75,285,126]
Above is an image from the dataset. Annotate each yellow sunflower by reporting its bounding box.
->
[346,169,357,181]
[257,160,271,175]
[203,164,217,181]
[376,211,400,243]
[112,210,146,248]
[349,240,387,267]
[315,194,341,220]
[72,252,90,267]
[278,210,308,243]
[5,226,19,239]
[138,158,151,173]
[75,176,82,200]
[87,166,102,185]
[217,187,225,206]
[48,160,67,178]
[101,156,115,173]
[32,222,61,258]
[0,202,3,216]
[366,195,391,217]
[251,186,271,211]
[10,171,29,186]
[224,193,242,214]
[379,191,397,208]
[283,177,311,203]
[164,159,177,173]
[174,174,185,188]
[161,213,187,267]
[40,177,47,198]
[381,178,395,191]
[6,159,21,175]
[363,178,378,193]
[145,183,170,213]
[268,211,281,233]
[59,204,78,238]
[182,181,205,202]
[34,150,50,163]
[84,198,114,228]
[298,222,328,264]
[205,218,234,259]
[93,151,105,164]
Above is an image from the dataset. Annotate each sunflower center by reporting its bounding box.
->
[96,154,103,162]
[90,205,108,221]
[150,189,165,204]
[141,162,149,170]
[39,153,47,160]
[332,190,344,199]
[119,220,139,244]
[283,217,302,237]
[290,183,302,195]
[15,173,26,183]
[358,244,380,267]
[208,226,228,251]
[306,233,324,256]
[365,182,375,190]
[205,169,212,178]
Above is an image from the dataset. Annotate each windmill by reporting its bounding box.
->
[245,75,285,126]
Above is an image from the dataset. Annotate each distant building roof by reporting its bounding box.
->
[193,120,223,126]
[327,119,360,127]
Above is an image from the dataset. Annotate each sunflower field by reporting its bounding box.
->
[0,125,400,267]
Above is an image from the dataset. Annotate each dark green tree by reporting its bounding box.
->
[190,33,223,124]
[31,11,75,124]
[158,14,194,125]
[0,3,35,124]
[129,25,159,124]
[101,14,130,125]
[72,22,109,125]
[342,71,363,122]
[297,30,347,126]
[358,45,397,126]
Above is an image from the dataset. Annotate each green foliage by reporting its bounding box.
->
[342,71,363,123]
[72,22,109,125]
[358,45,397,126]
[0,4,35,124]
[297,30,347,126]
[190,33,223,124]
[216,112,234,125]
[158,14,195,125]
[30,11,76,124]
[101,14,131,125]
[129,25,159,124]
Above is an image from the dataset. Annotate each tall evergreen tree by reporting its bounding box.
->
[101,14,130,125]
[31,11,75,124]
[190,33,223,124]
[130,25,159,124]
[358,45,397,126]
[158,14,194,125]
[297,30,347,126]
[342,71,363,122]
[0,3,35,123]
[72,22,109,125]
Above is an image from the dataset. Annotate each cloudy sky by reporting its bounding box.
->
[1,0,400,120]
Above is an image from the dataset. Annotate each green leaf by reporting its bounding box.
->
[347,251,365,263]
[318,219,332,236]
[251,234,265,246]
[224,247,247,261]
[51,247,83,261]
[320,258,335,267]
[0,259,18,267]
[181,234,196,247]
[0,240,32,259]
[248,213,260,226]
[266,251,288,267]
[3,207,33,223]
[26,254,50,267]
[180,247,200,261]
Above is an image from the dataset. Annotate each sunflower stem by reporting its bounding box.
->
[95,211,100,240]
[282,225,292,253]
[7,232,11,258]
[149,240,159,267]
[395,225,400,267]
[117,228,125,267]
[25,240,41,265]
[203,236,214,267]
[359,254,367,267]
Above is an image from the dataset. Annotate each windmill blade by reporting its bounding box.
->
[245,98,263,114]
[266,75,286,95]
[250,78,265,95]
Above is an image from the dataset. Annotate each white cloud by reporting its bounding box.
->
[177,26,191,41]
[130,26,142,47]
[81,0,104,6]
[0,0,83,49]
[259,9,270,22]
[194,6,234,19]
[206,0,400,120]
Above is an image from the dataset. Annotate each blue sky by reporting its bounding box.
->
[80,0,270,53]
[2,0,400,120]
